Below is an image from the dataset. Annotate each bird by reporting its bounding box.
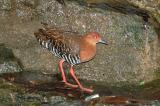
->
[34,24,108,93]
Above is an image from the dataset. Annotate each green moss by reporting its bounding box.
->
[154,69,160,79]
[0,44,15,63]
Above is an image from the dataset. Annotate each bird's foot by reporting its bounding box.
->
[80,87,94,93]
[65,82,78,88]
[61,81,78,88]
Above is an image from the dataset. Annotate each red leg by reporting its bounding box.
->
[58,59,78,88]
[70,66,93,93]
[59,59,66,81]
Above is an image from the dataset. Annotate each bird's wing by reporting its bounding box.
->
[34,27,81,58]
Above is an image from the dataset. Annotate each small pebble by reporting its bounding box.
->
[85,94,99,101]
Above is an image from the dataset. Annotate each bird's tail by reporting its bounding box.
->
[34,28,46,41]
[34,22,50,39]
[34,23,52,50]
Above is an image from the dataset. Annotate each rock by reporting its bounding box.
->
[0,44,23,74]
[0,44,14,62]
[50,96,66,104]
[0,61,23,74]
[71,0,160,34]
[0,0,12,11]
[50,96,83,106]
[0,0,159,103]
[0,0,159,84]
[50,96,80,106]
[17,0,38,8]
[0,71,159,105]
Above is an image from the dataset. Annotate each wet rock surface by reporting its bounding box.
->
[0,0,160,105]
[0,71,159,105]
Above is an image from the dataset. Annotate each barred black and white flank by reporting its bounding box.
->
[34,26,81,65]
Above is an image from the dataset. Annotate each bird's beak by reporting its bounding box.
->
[98,39,108,45]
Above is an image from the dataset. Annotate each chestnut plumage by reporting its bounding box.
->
[34,24,107,93]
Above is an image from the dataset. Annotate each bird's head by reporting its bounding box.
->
[85,32,108,45]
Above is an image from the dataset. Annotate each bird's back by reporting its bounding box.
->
[34,26,81,65]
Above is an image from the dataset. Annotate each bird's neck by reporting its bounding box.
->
[80,37,97,62]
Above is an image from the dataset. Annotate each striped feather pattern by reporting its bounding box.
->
[34,27,81,65]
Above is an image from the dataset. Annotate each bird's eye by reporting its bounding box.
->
[94,35,98,39]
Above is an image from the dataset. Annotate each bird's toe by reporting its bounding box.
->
[61,81,78,88]
[80,87,94,93]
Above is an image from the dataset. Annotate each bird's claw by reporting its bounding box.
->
[60,81,93,93]
[80,87,94,93]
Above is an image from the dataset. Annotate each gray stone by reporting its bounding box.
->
[0,0,12,10]
[0,61,23,73]
[0,44,23,73]
[0,0,159,84]
[50,96,66,105]
[50,96,83,106]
